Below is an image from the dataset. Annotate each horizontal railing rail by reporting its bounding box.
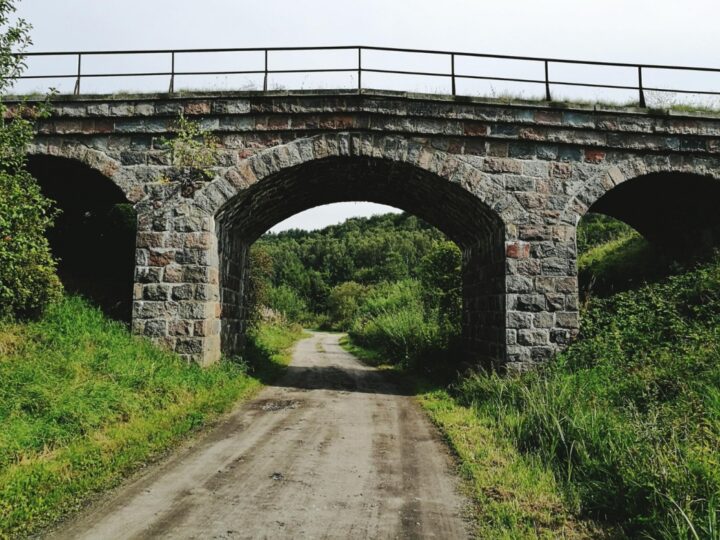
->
[10,45,720,106]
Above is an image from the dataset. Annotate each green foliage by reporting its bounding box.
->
[0,2,61,320]
[576,212,635,254]
[267,284,308,322]
[245,245,274,328]
[419,240,462,334]
[0,295,304,537]
[454,255,720,538]
[253,214,462,369]
[349,279,447,369]
[327,281,366,330]
[162,113,218,173]
[251,212,456,333]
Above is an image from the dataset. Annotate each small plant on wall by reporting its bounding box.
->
[161,113,219,197]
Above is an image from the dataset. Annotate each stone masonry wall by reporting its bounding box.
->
[12,90,720,367]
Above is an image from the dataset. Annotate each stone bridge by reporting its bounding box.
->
[15,90,720,370]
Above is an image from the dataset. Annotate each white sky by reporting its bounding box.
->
[12,0,720,232]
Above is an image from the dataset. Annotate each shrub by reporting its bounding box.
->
[0,2,61,319]
[267,284,308,322]
[0,164,62,319]
[327,281,366,330]
[349,280,449,368]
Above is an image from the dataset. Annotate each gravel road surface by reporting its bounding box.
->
[50,332,470,539]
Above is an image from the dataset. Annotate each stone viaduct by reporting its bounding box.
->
[13,90,720,370]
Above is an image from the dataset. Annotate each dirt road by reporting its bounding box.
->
[51,332,470,539]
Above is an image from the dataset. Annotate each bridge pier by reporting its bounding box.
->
[132,204,222,365]
[504,224,579,370]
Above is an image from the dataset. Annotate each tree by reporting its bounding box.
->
[327,281,366,330]
[419,241,462,328]
[0,0,61,319]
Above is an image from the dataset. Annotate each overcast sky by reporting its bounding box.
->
[12,0,720,232]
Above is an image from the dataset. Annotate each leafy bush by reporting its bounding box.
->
[349,280,447,368]
[0,2,62,320]
[0,164,62,319]
[327,281,366,330]
[267,284,308,322]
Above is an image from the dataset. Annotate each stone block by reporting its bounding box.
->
[556,311,580,328]
[518,329,550,346]
[143,284,169,301]
[507,311,533,329]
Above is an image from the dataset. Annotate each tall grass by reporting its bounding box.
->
[348,279,453,370]
[0,295,304,538]
[456,257,720,538]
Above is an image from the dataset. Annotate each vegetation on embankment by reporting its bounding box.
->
[0,296,304,539]
[449,254,720,538]
[331,213,719,538]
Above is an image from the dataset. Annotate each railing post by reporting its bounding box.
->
[451,53,456,96]
[168,51,175,93]
[638,66,646,108]
[263,49,268,92]
[357,47,362,93]
[544,60,551,101]
[73,53,82,95]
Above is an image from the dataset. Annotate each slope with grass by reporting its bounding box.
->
[340,214,719,538]
[0,296,304,539]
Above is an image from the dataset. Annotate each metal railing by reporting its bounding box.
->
[11,45,720,106]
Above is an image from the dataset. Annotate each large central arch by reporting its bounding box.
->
[205,134,520,367]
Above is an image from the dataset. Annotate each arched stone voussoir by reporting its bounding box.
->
[27,143,143,204]
[197,132,520,225]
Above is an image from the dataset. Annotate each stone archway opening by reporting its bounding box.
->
[576,171,720,297]
[215,156,507,368]
[588,172,720,249]
[27,155,137,322]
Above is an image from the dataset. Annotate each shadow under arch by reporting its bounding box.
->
[215,156,507,367]
[586,171,720,250]
[572,171,720,299]
[27,155,137,322]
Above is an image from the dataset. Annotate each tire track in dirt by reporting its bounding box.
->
[49,332,470,539]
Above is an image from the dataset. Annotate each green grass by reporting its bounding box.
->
[453,256,720,538]
[0,296,305,539]
[338,334,390,369]
[577,232,664,297]
[342,225,720,537]
[341,336,605,538]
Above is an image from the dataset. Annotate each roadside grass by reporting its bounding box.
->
[454,256,720,538]
[0,296,305,539]
[338,335,391,369]
[343,249,720,538]
[340,336,604,538]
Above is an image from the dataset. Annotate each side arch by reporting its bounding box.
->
[26,153,138,321]
[27,143,143,203]
[561,157,720,229]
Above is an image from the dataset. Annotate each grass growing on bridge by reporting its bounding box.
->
[0,296,304,538]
